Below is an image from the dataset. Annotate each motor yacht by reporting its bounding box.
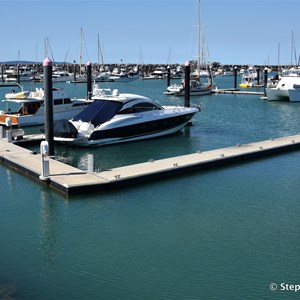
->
[0,87,91,127]
[53,86,200,146]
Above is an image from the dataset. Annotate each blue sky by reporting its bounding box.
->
[1,0,299,65]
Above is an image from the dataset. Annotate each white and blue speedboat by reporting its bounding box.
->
[53,86,200,146]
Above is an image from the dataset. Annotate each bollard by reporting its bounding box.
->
[87,154,94,173]
[39,141,50,181]
[0,126,3,139]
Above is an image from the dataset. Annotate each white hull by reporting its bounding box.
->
[174,87,212,96]
[288,88,300,102]
[167,84,212,96]
[265,87,289,101]
[16,106,89,126]
[265,76,300,101]
[56,120,192,147]
[0,88,91,126]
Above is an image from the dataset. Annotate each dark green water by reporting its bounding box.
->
[1,77,300,299]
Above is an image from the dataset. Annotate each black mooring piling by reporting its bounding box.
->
[184,61,190,107]
[73,63,77,82]
[86,61,92,99]
[234,66,237,89]
[264,67,268,96]
[43,57,54,157]
[167,66,171,88]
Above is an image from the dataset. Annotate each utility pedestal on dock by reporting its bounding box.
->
[39,141,50,181]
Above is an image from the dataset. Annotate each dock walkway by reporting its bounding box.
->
[212,88,264,95]
[1,134,300,196]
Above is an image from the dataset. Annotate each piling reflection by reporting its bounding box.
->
[40,190,60,272]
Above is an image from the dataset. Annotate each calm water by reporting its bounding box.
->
[1,77,300,299]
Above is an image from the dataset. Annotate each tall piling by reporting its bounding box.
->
[257,68,260,85]
[264,68,268,87]
[73,63,77,82]
[86,61,92,99]
[184,61,190,107]
[167,66,171,88]
[263,67,268,97]
[43,57,54,157]
[234,66,237,89]
[1,65,3,82]
[17,65,20,85]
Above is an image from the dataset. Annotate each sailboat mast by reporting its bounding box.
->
[80,28,83,75]
[197,0,201,76]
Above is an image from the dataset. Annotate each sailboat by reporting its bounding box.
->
[167,0,213,96]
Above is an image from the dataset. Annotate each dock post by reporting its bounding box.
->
[184,61,190,107]
[87,154,94,173]
[1,65,3,82]
[43,57,54,157]
[167,66,171,88]
[257,68,260,85]
[73,62,77,82]
[234,66,237,89]
[17,65,20,85]
[264,67,268,96]
[87,61,92,99]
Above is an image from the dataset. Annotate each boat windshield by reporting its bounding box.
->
[73,99,122,126]
[118,101,162,114]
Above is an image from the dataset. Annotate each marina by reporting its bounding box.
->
[2,70,300,300]
[2,0,300,298]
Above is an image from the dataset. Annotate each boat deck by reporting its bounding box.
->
[1,134,300,196]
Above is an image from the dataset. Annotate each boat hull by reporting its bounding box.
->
[288,88,300,102]
[56,110,198,146]
[0,105,90,127]
[265,87,289,101]
[174,88,212,96]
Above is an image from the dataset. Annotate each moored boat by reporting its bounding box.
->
[288,84,300,102]
[0,87,92,127]
[53,86,200,146]
[265,76,300,101]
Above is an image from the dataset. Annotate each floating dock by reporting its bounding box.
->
[165,89,265,96]
[1,134,300,196]
[212,88,264,95]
